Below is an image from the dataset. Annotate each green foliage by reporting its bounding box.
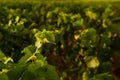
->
[0,2,120,80]
[90,73,114,80]
[80,28,98,47]
[0,73,8,80]
[0,50,6,61]
[34,29,55,45]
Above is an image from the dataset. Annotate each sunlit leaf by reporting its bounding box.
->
[19,45,36,64]
[4,57,13,64]
[85,56,100,68]
[34,30,55,44]
[15,16,20,23]
[35,41,42,48]
[85,10,97,20]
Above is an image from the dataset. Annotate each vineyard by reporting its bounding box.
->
[0,1,120,80]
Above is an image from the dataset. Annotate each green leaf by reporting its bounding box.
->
[36,53,47,65]
[19,45,36,64]
[100,34,111,49]
[85,10,97,20]
[27,62,41,73]
[0,49,6,61]
[15,16,20,23]
[45,65,60,80]
[80,28,97,47]
[102,19,108,28]
[73,19,84,27]
[35,41,42,48]
[57,17,62,26]
[90,73,114,80]
[102,4,113,18]
[7,64,27,80]
[20,71,36,80]
[0,73,8,80]
[46,11,53,18]
[35,30,55,44]
[22,63,47,80]
[26,55,37,63]
[108,23,120,33]
[4,57,13,64]
[0,62,8,69]
[27,60,46,73]
[85,56,100,68]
